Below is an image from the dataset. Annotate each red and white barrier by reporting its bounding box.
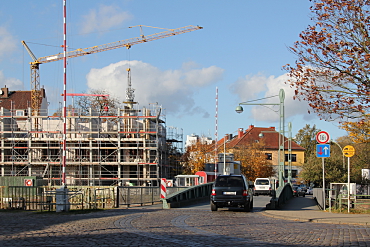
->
[160,178,167,199]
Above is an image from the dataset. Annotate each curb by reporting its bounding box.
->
[260,211,370,226]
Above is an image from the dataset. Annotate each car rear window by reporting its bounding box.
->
[255,179,269,185]
[215,176,244,187]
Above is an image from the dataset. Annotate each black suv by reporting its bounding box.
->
[210,174,254,212]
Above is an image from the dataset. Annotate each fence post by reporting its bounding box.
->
[115,187,119,208]
[140,187,143,206]
[127,187,130,208]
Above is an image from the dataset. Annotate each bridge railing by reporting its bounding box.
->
[267,183,293,209]
[161,183,213,209]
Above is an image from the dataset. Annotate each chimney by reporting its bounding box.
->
[238,128,243,138]
[228,134,233,140]
[1,86,8,98]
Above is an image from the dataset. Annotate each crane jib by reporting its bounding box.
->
[22,24,202,112]
[37,25,203,64]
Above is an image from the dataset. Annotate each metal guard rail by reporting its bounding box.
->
[161,182,213,209]
[267,183,293,209]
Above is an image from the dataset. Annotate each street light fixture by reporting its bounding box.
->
[235,105,243,114]
[235,89,286,187]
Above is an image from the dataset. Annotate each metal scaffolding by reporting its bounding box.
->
[0,103,171,186]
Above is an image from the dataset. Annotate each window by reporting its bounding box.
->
[16,110,24,116]
[215,176,243,187]
[265,153,272,160]
[285,153,297,162]
[285,169,298,178]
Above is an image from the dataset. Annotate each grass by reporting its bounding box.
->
[328,208,370,214]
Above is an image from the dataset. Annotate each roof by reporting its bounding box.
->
[0,87,45,111]
[225,125,305,151]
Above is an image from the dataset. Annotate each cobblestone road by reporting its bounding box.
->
[0,207,369,246]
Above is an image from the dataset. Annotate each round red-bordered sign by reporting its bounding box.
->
[24,179,33,187]
[316,131,330,144]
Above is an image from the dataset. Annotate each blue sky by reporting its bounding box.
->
[0,0,348,142]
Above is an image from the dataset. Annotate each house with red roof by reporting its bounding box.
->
[0,86,48,117]
[219,125,305,184]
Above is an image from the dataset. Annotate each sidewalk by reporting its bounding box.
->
[261,196,370,225]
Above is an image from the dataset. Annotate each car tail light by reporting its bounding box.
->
[211,189,216,196]
[243,190,248,196]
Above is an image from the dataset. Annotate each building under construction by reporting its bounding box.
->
[0,86,183,186]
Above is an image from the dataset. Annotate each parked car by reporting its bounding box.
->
[210,174,254,212]
[292,186,305,197]
[299,184,308,193]
[306,187,313,195]
[253,178,272,196]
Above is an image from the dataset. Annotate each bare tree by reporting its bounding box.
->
[75,89,123,116]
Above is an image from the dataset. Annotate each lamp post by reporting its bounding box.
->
[236,89,285,187]
[287,122,292,185]
[329,139,345,169]
[259,122,292,185]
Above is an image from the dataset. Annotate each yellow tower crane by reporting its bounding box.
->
[21,25,203,115]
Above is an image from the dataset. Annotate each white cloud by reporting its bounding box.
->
[0,71,23,89]
[80,5,133,33]
[230,72,314,122]
[0,27,17,59]
[86,60,224,117]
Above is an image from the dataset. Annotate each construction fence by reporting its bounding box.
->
[0,185,187,211]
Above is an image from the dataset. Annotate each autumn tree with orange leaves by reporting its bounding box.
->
[284,0,370,128]
[232,142,274,181]
[341,120,370,143]
[182,138,214,174]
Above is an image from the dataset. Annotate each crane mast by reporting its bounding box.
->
[21,25,203,114]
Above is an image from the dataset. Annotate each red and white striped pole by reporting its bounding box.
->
[160,178,167,199]
[61,0,67,187]
[214,87,218,179]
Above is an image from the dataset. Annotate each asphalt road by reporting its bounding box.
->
[0,195,369,247]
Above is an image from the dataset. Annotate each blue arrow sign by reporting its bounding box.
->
[316,144,330,158]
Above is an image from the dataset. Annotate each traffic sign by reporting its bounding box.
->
[316,144,330,158]
[24,179,33,187]
[316,131,330,144]
[343,145,355,157]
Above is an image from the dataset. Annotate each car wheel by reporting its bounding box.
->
[211,201,217,211]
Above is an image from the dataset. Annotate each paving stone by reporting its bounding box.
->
[0,207,369,246]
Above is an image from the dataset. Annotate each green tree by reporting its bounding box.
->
[294,124,320,161]
[301,135,370,186]
[300,150,346,187]
[284,0,370,123]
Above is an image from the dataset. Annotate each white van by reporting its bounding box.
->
[253,178,271,196]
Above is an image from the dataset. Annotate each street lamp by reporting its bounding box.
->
[236,89,285,187]
[329,139,345,169]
